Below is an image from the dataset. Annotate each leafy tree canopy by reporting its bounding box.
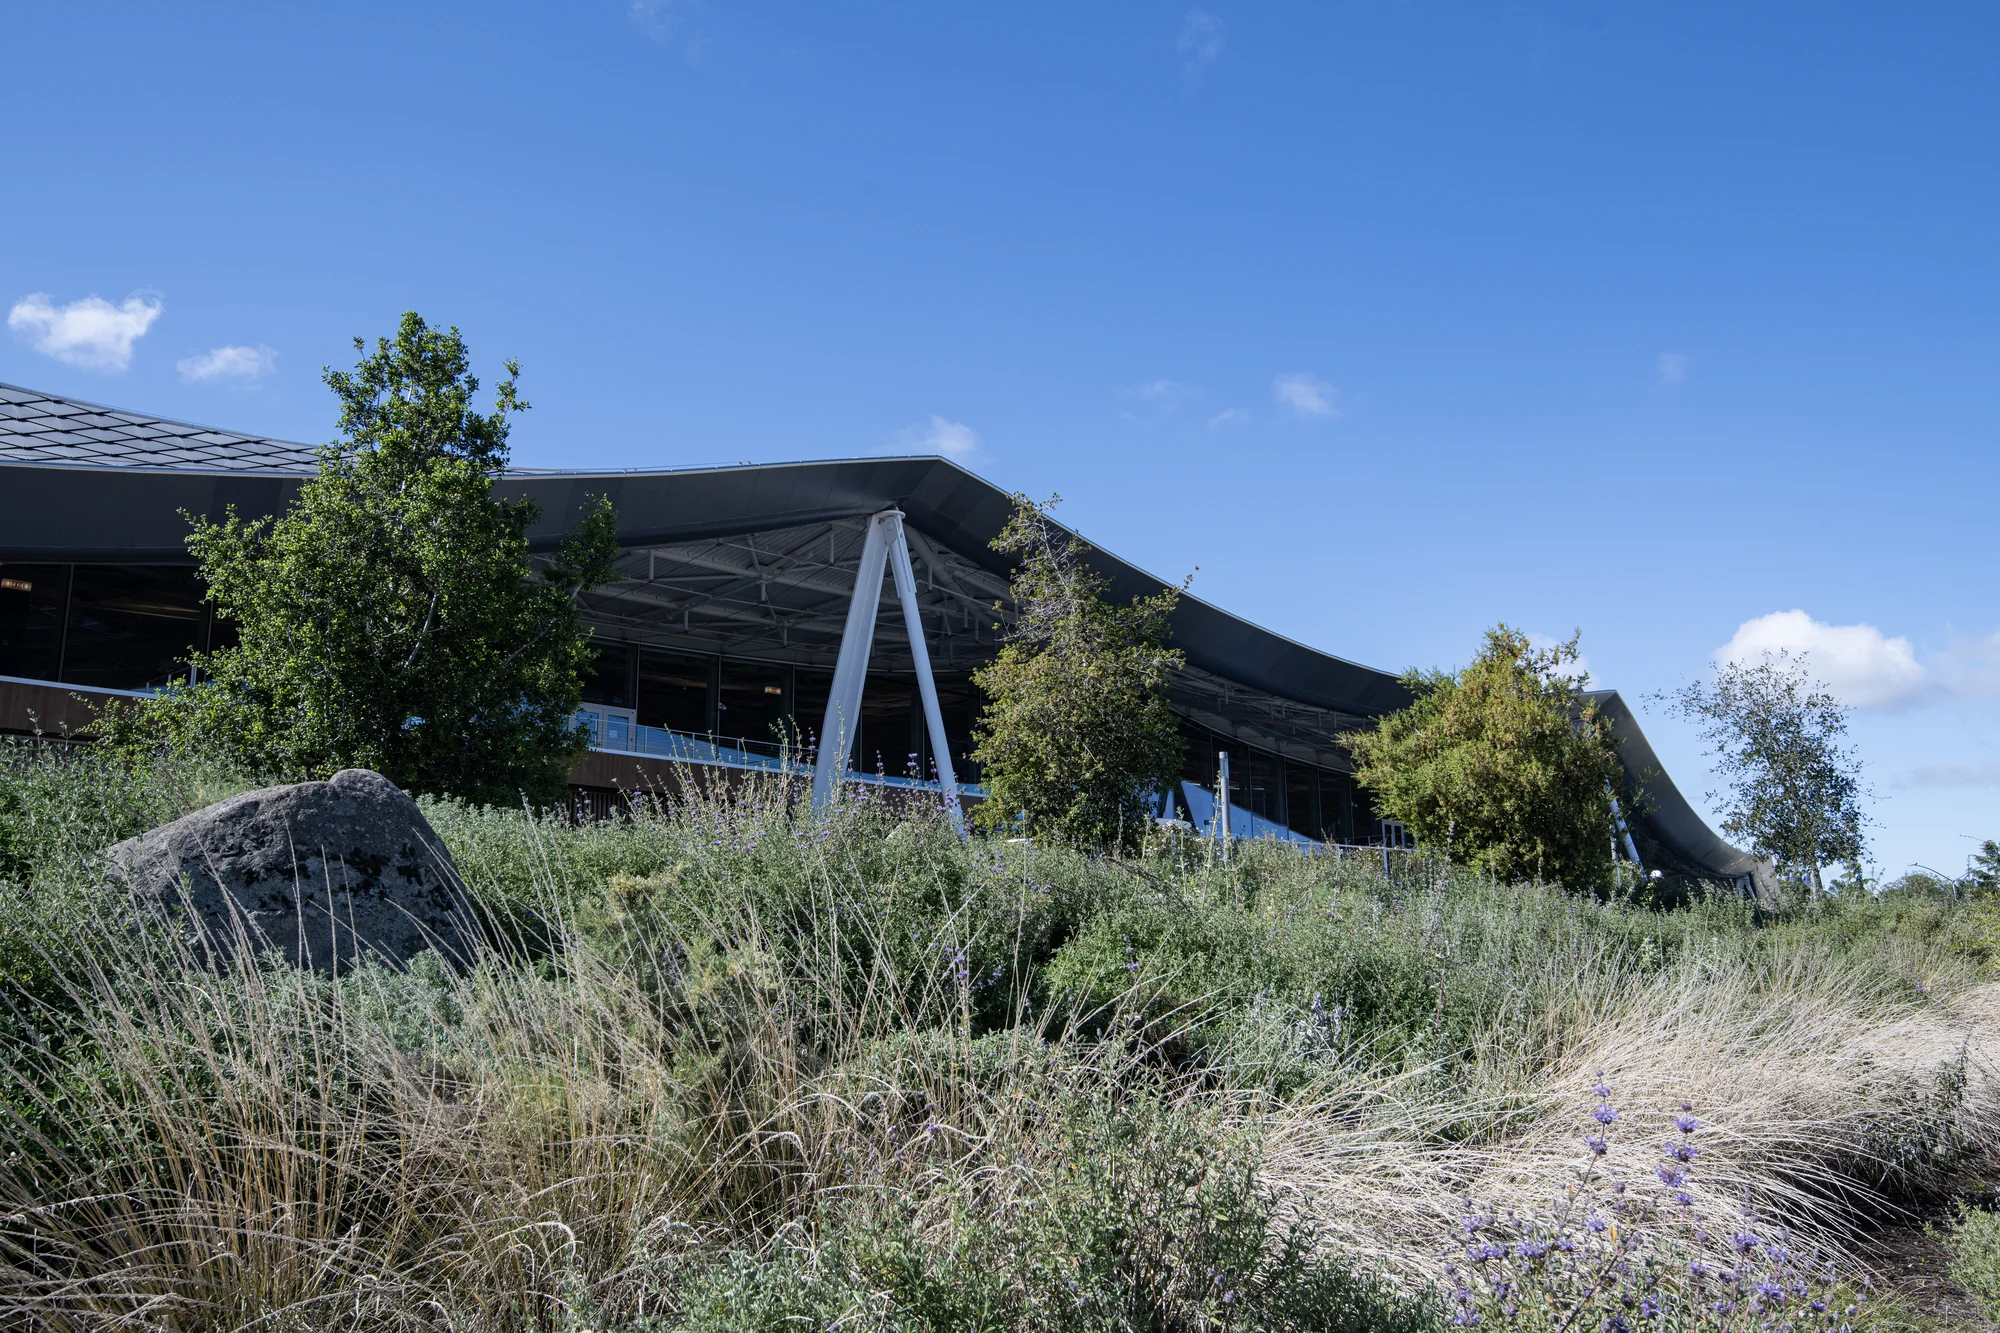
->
[106,312,618,806]
[1343,626,1624,890]
[1657,651,1866,899]
[970,496,1185,853]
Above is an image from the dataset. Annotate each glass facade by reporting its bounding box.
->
[636,649,712,734]
[0,562,211,691]
[718,658,789,747]
[1173,714,1380,845]
[0,564,67,682]
[580,640,635,709]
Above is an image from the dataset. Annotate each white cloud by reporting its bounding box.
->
[1208,408,1250,428]
[1124,378,1197,406]
[895,415,982,461]
[1178,10,1224,79]
[178,344,276,384]
[1657,352,1690,386]
[8,291,162,371]
[1272,372,1338,419]
[1715,610,1928,709]
[1907,764,2000,789]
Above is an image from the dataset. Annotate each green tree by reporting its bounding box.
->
[113,313,618,806]
[1964,839,2000,896]
[1343,626,1624,889]
[970,496,1185,853]
[1657,652,1866,900]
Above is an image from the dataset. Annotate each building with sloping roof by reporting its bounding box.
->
[0,381,1766,889]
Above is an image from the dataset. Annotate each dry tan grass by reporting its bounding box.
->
[1259,956,2000,1289]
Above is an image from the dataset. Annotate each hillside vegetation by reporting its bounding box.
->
[1,740,1997,1330]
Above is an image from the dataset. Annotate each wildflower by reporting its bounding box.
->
[1638,1293,1661,1319]
[1688,1261,1710,1278]
[1585,1132,1608,1157]
[1713,1299,1734,1315]
[1664,1140,1696,1162]
[1730,1230,1759,1253]
[1656,1164,1687,1188]
[1674,1112,1700,1133]
[1586,1214,1608,1233]
[1468,1242,1506,1264]
[1673,1191,1693,1207]
[1515,1239,1549,1261]
[1592,1074,1613,1099]
[1593,1103,1620,1125]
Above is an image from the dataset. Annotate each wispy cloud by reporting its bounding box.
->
[1656,352,1690,386]
[1906,764,2000,789]
[894,415,983,461]
[178,344,276,384]
[629,0,677,44]
[1715,610,1928,709]
[1935,631,2000,699]
[8,291,162,372]
[1124,378,1197,406]
[1272,372,1338,420]
[1178,10,1224,80]
[1208,408,1250,428]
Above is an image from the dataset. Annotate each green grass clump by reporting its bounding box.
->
[1939,1202,2000,1322]
[0,747,1993,1329]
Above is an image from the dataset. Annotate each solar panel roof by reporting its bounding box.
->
[0,382,321,473]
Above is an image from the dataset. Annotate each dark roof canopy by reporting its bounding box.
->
[0,382,1760,881]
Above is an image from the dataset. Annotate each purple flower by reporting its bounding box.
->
[1638,1293,1661,1319]
[1593,1103,1620,1125]
[1592,1074,1613,1099]
[1674,1112,1701,1133]
[1673,1191,1694,1207]
[1713,1299,1735,1316]
[1656,1163,1687,1188]
[1688,1261,1711,1278]
[1664,1141,1697,1162]
[1586,1214,1609,1234]
[1515,1239,1549,1261]
[1730,1230,1759,1253]
[1585,1133,1609,1157]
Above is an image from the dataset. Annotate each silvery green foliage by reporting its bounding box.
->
[1659,653,1866,898]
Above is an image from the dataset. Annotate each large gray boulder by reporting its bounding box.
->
[107,768,471,975]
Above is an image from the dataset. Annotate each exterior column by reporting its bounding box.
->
[883,510,965,834]
[811,512,893,809]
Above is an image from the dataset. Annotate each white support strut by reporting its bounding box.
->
[811,512,893,809]
[883,510,965,834]
[810,509,965,833]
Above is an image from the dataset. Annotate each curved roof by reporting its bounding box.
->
[0,381,1761,881]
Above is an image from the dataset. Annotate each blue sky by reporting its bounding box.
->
[5,2,1995,877]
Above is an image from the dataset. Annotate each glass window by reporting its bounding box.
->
[1285,764,1318,839]
[581,640,634,708]
[61,565,206,691]
[0,564,67,682]
[858,676,917,777]
[718,658,789,747]
[928,673,983,782]
[792,668,833,756]
[1243,749,1280,823]
[636,649,712,734]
